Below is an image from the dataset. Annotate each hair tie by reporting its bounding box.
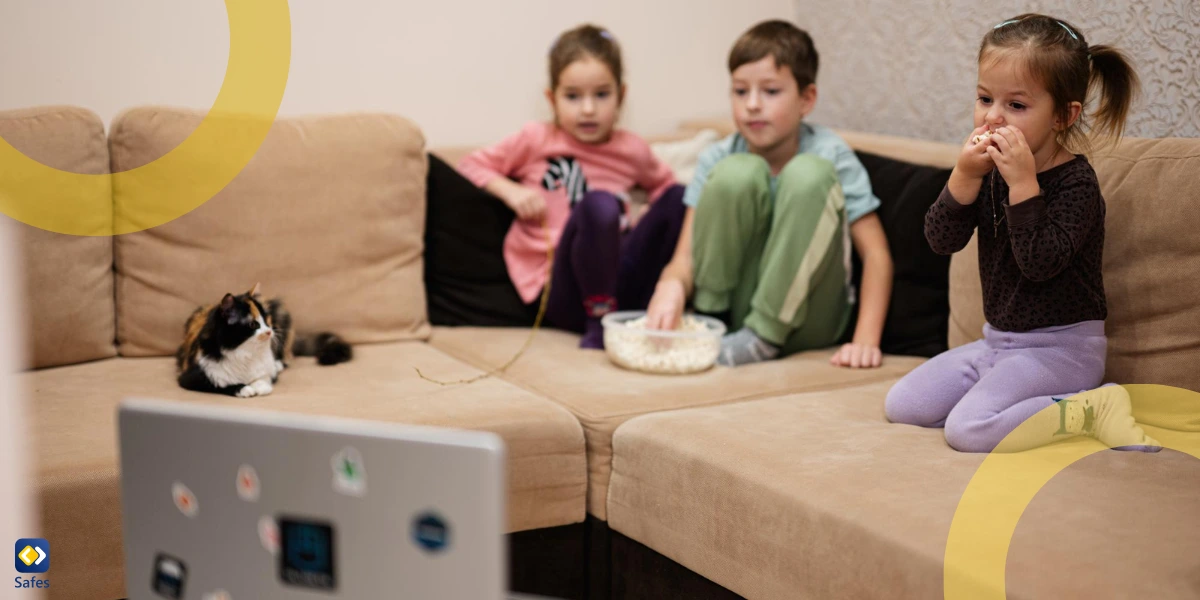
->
[599,29,614,41]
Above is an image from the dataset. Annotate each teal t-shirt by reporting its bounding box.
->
[682,122,881,224]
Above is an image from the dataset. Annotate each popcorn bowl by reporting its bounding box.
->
[601,310,726,375]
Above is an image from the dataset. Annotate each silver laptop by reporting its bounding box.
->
[117,398,508,599]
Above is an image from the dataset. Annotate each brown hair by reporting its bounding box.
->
[728,20,819,89]
[548,24,623,91]
[981,13,1140,152]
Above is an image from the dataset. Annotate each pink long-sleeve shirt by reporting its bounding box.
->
[457,121,677,304]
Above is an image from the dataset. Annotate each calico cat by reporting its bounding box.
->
[175,283,353,397]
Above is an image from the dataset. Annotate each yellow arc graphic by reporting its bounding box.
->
[0,0,290,236]
[944,384,1200,598]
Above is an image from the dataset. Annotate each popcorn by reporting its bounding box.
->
[972,130,994,145]
[603,314,721,375]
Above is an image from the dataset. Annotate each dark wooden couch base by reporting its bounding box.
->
[509,517,742,600]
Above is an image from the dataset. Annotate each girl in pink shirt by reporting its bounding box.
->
[458,24,684,349]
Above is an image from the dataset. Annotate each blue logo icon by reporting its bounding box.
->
[14,539,49,574]
[279,518,336,591]
[412,513,450,553]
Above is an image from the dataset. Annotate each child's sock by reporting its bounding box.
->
[1062,384,1162,452]
[717,327,780,367]
[580,294,616,350]
[580,318,605,350]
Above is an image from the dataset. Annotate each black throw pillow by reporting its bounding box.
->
[423,152,537,327]
[841,151,954,358]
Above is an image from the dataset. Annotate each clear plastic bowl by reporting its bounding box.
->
[601,310,726,375]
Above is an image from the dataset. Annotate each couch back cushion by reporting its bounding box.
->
[840,135,958,357]
[424,151,535,327]
[676,120,962,169]
[946,234,987,348]
[850,152,953,357]
[1,106,116,369]
[948,137,1200,391]
[836,130,959,170]
[111,107,430,357]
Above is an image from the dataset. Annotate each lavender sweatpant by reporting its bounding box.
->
[884,320,1107,453]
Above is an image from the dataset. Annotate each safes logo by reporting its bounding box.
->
[13,538,50,590]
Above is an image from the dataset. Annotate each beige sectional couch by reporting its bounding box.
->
[599,126,1200,599]
[7,106,588,599]
[7,104,1200,600]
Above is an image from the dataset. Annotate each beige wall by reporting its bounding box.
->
[0,0,793,148]
[801,1,1200,143]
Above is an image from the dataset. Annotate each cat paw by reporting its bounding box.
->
[252,379,273,396]
[236,385,259,398]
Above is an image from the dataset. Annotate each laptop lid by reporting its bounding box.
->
[118,398,507,599]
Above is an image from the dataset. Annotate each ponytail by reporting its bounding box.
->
[1086,44,1140,145]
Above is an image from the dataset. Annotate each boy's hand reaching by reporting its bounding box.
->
[830,342,882,369]
[986,126,1040,205]
[645,279,685,331]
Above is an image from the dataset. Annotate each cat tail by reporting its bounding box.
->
[293,332,353,366]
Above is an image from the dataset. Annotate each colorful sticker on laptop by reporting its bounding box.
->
[237,464,260,502]
[259,516,280,555]
[151,553,187,598]
[412,512,451,553]
[331,447,367,497]
[172,482,198,518]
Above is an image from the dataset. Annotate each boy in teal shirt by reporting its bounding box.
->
[646,20,893,368]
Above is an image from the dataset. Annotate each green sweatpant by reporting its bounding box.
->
[692,153,852,356]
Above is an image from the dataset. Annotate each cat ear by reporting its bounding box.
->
[220,293,235,312]
[249,282,261,297]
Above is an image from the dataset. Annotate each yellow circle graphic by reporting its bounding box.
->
[944,384,1200,598]
[0,0,291,236]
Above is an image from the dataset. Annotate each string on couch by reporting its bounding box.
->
[415,220,554,386]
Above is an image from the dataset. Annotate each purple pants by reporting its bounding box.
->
[543,185,686,333]
[884,320,1107,452]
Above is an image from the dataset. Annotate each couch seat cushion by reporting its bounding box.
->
[430,327,926,519]
[608,380,1200,599]
[27,342,586,600]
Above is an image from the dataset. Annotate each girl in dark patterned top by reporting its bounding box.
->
[885,14,1160,453]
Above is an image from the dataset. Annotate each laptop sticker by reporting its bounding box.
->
[237,464,260,502]
[279,517,337,591]
[151,553,187,599]
[412,512,451,553]
[331,447,367,497]
[172,482,198,518]
[259,515,280,555]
